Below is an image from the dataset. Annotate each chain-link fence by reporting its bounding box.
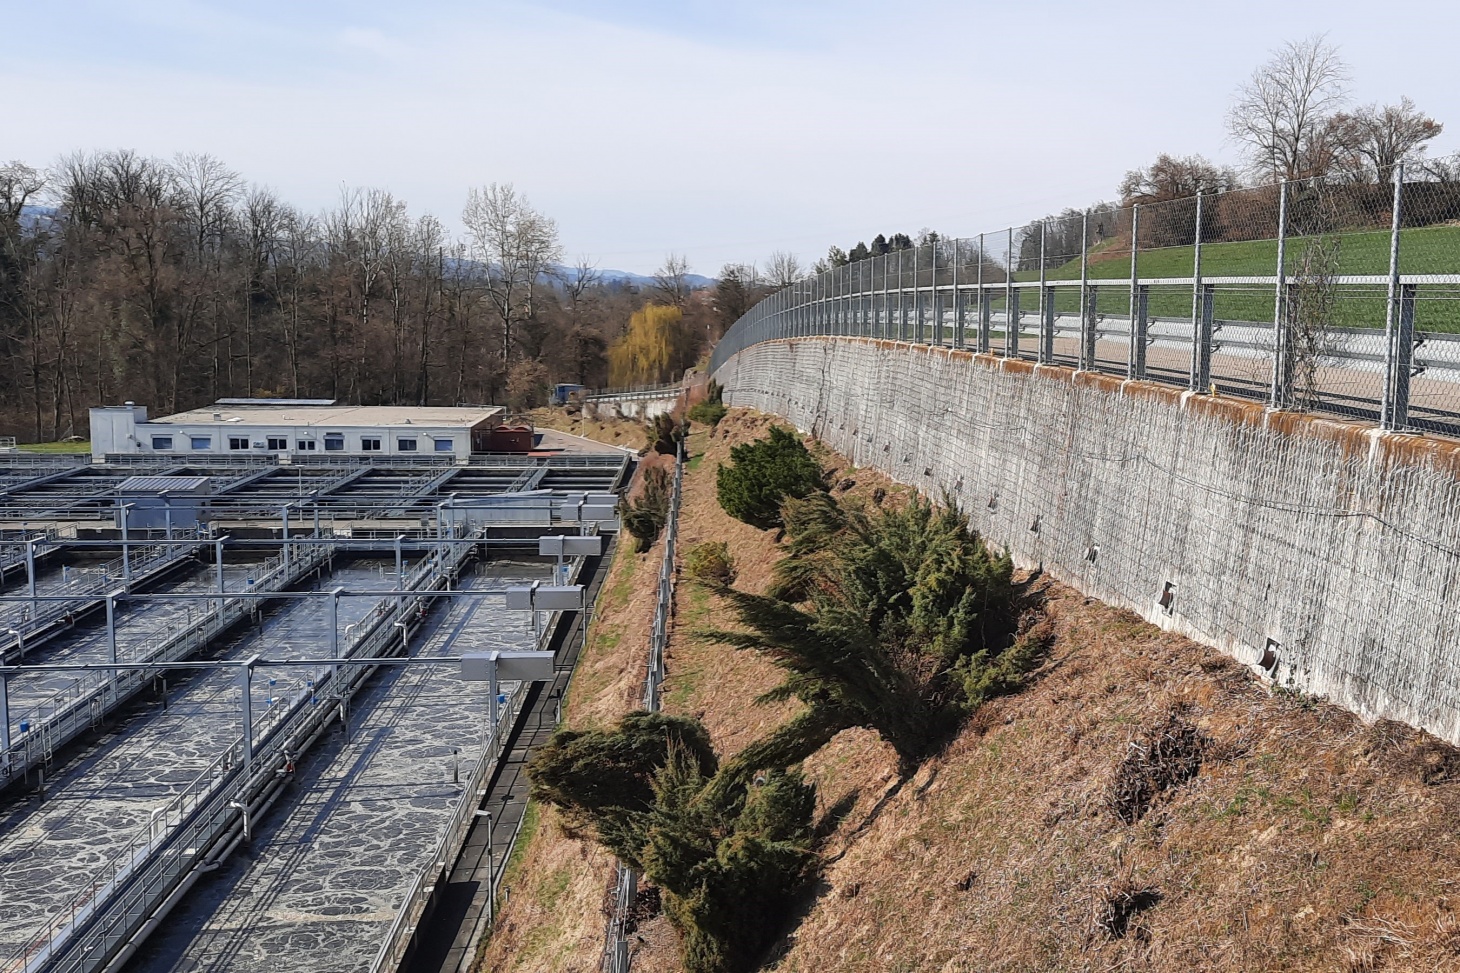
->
[712,162,1460,436]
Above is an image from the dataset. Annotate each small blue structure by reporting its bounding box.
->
[551,384,585,406]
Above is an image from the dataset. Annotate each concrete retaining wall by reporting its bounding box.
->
[714,336,1460,745]
[585,391,680,421]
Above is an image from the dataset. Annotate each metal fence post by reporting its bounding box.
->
[1085,284,1100,369]
[1005,227,1016,358]
[1037,222,1051,364]
[977,234,988,353]
[1133,285,1150,380]
[1188,189,1208,391]
[913,244,922,343]
[1079,211,1092,369]
[887,249,899,340]
[953,240,964,349]
[1381,163,1408,430]
[933,240,944,347]
[1128,203,1142,379]
[1270,179,1291,408]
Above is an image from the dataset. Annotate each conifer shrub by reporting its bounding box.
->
[529,712,817,973]
[649,413,685,456]
[623,465,671,552]
[715,426,827,529]
[701,492,1035,775]
[687,378,727,427]
[685,541,736,585]
[687,400,727,427]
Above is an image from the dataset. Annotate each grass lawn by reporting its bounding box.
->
[15,441,90,454]
[977,225,1460,331]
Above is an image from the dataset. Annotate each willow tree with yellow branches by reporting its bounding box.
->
[608,303,699,386]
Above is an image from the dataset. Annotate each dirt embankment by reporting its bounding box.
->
[485,408,1460,973]
[476,413,656,973]
[527,407,649,452]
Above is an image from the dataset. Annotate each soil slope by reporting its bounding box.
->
[483,408,1460,973]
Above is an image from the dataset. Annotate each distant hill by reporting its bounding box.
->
[562,266,717,290]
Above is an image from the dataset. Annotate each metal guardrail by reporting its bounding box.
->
[0,542,330,792]
[709,164,1460,435]
[368,548,592,973]
[602,443,682,973]
[3,534,204,659]
[9,539,468,973]
[584,382,681,400]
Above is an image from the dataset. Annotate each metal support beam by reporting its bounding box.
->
[1083,285,1099,370]
[1189,190,1206,391]
[1128,203,1141,380]
[1381,163,1408,430]
[1270,179,1290,409]
[1040,285,1055,364]
[1006,287,1020,359]
[1131,285,1150,381]
[0,672,9,760]
[979,290,992,354]
[1191,284,1216,391]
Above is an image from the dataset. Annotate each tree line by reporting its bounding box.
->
[0,151,774,442]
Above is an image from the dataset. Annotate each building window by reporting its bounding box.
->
[267,436,288,450]
[434,438,454,452]
[361,437,382,452]
[397,437,417,451]
[151,436,174,450]
[324,434,345,451]
[190,436,211,450]
[229,437,250,451]
[297,439,316,451]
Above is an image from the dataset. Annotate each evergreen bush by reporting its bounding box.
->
[715,426,826,529]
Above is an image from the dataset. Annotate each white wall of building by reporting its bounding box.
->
[89,405,148,456]
[92,416,475,461]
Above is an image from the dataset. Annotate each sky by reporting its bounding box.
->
[4,0,1457,275]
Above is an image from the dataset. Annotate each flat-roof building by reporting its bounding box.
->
[90,400,506,462]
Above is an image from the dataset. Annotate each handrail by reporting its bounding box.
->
[9,534,475,973]
[602,442,682,972]
[368,549,588,973]
[0,542,330,791]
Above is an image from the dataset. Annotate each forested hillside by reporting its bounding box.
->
[0,153,755,441]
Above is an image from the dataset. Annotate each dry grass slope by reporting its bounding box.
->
[482,407,1460,973]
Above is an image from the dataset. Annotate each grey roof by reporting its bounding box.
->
[214,398,337,406]
[116,475,213,494]
[154,404,502,428]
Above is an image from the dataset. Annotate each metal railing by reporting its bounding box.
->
[0,542,330,791]
[3,532,203,655]
[710,164,1460,436]
[368,550,590,973]
[602,443,682,973]
[10,539,471,973]
[585,382,681,400]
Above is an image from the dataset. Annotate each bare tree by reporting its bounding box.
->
[764,250,803,288]
[0,161,46,226]
[1228,34,1349,183]
[651,252,693,306]
[462,183,561,365]
[1332,98,1443,184]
